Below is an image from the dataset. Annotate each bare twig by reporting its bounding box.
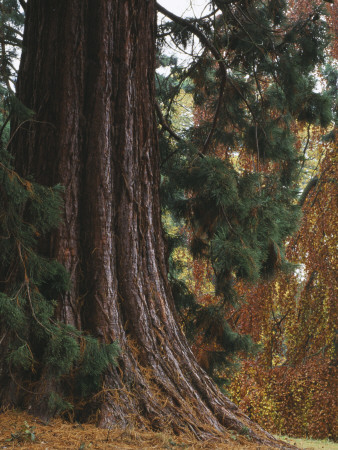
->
[17,241,52,334]
[6,118,56,152]
[202,74,226,153]
[0,331,8,346]
[0,113,11,139]
[298,124,311,175]
[298,175,318,207]
[165,60,200,121]
[155,101,182,142]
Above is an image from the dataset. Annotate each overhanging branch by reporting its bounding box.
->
[156,4,226,78]
[298,176,318,207]
[156,3,227,153]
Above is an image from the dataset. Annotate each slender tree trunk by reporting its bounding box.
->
[9,0,286,446]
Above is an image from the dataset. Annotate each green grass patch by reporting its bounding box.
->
[278,436,338,449]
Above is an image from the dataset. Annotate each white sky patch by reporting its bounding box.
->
[295,264,306,282]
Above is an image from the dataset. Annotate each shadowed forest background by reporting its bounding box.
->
[0,0,337,447]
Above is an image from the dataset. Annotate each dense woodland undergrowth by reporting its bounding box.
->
[0,0,337,444]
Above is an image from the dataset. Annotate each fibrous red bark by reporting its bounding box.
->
[9,1,290,446]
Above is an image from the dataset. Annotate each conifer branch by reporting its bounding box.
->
[4,36,22,47]
[157,6,267,155]
[226,76,269,150]
[225,5,265,56]
[4,23,24,38]
[155,100,182,142]
[165,61,199,121]
[156,3,227,153]
[202,74,226,154]
[158,4,265,144]
[156,4,227,78]
[155,101,206,167]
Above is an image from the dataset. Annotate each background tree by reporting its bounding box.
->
[229,127,337,439]
[226,3,337,438]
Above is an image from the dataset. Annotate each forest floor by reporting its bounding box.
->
[0,410,336,449]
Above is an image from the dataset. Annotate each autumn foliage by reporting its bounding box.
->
[230,358,337,439]
[226,131,337,440]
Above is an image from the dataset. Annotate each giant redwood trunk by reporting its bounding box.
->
[7,0,285,446]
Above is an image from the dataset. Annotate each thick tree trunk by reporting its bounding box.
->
[8,0,287,446]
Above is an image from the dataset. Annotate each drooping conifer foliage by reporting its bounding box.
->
[0,0,334,442]
[157,0,333,382]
